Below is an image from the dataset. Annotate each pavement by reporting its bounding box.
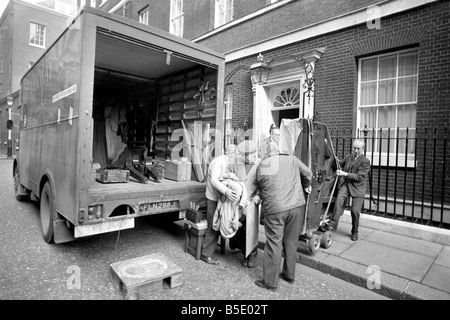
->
[258,211,450,300]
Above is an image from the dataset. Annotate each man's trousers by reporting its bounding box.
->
[202,198,220,257]
[263,206,303,288]
[329,184,364,234]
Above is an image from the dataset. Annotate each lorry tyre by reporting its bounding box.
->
[14,166,26,202]
[40,182,55,243]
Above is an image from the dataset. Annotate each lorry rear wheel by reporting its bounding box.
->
[40,182,55,243]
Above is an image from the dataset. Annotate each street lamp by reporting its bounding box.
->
[249,54,271,85]
[6,96,13,158]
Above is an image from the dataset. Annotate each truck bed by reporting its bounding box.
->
[88,177,206,202]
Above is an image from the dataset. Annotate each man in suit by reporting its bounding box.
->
[257,124,280,159]
[322,139,370,241]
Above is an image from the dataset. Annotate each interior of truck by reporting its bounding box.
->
[91,30,218,184]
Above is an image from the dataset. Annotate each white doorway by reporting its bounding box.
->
[253,65,313,145]
[250,49,324,147]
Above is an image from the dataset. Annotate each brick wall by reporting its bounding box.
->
[220,1,450,133]
[128,0,171,32]
[196,0,381,52]
[102,1,448,134]
[102,0,381,44]
[183,0,211,39]
[233,0,267,21]
[225,59,255,130]
[222,1,450,210]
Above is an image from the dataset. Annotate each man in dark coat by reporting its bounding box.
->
[253,141,312,291]
[322,139,371,241]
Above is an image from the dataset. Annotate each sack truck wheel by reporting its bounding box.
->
[320,231,333,249]
[13,166,26,202]
[308,234,321,254]
[40,182,55,243]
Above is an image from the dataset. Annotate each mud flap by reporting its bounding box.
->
[53,218,75,244]
[17,183,29,197]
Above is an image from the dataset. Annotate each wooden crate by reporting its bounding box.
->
[96,169,129,184]
[184,220,207,260]
[185,208,205,224]
[109,253,183,300]
[164,160,192,181]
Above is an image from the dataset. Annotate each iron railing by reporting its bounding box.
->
[330,126,450,230]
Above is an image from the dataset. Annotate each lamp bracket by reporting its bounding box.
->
[266,54,315,101]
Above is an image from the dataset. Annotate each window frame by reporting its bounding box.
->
[139,7,149,25]
[29,22,46,49]
[170,0,184,37]
[214,0,234,28]
[224,84,234,145]
[269,81,302,111]
[357,48,419,167]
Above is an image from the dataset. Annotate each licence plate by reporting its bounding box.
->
[139,200,179,214]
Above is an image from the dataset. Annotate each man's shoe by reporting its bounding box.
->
[279,273,294,284]
[241,258,249,267]
[247,250,258,268]
[351,233,358,241]
[201,255,219,265]
[229,243,240,252]
[254,280,277,292]
[247,258,257,268]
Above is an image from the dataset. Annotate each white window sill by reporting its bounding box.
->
[29,43,46,49]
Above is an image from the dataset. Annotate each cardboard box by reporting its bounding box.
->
[164,159,192,181]
[96,169,130,183]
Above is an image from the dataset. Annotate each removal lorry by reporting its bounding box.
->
[13,6,225,243]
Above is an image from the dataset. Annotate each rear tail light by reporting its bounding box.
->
[88,205,103,220]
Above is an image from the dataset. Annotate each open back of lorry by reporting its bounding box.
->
[16,7,225,243]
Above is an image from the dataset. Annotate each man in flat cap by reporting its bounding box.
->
[229,140,261,268]
[253,141,312,291]
[201,144,239,265]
